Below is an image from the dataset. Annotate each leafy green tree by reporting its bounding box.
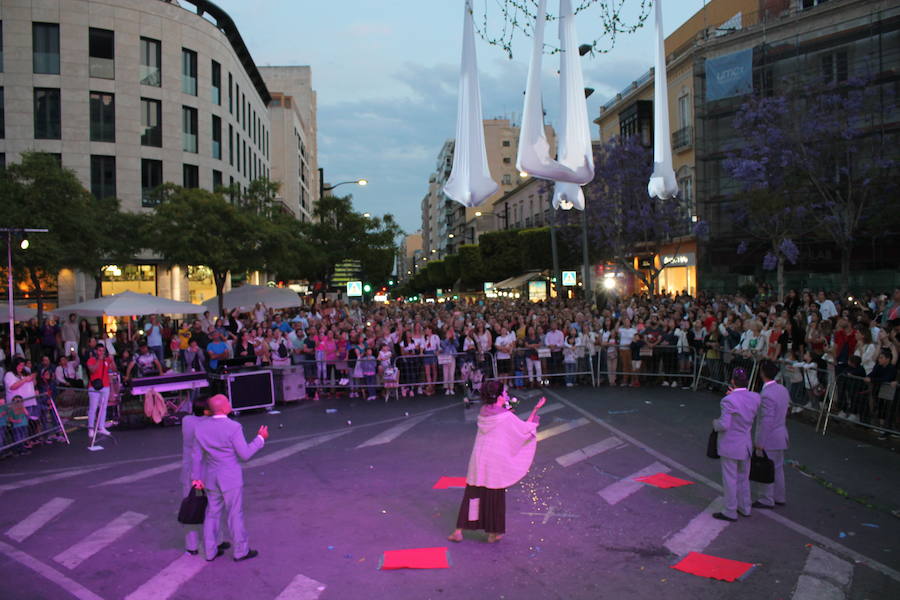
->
[457,244,485,289]
[444,254,461,288]
[0,153,96,317]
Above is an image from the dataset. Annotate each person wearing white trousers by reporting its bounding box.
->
[753,360,790,509]
[86,345,116,439]
[712,368,760,521]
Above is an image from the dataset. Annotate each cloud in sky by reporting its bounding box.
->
[215,0,700,232]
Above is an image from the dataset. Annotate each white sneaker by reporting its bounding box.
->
[97,427,112,436]
[87,428,95,437]
[566,383,574,387]
[790,406,803,414]
[417,387,424,394]
[661,381,670,387]
[803,402,814,410]
[837,411,848,419]
[847,414,859,422]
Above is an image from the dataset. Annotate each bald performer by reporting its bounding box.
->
[191,394,269,562]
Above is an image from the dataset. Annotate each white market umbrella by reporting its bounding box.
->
[52,290,204,317]
[7,305,38,322]
[202,284,302,312]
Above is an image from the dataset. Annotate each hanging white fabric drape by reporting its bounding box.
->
[443,0,498,208]
[647,0,678,200]
[517,0,594,210]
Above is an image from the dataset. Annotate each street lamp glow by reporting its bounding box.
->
[519,171,528,178]
[448,233,455,239]
[19,239,29,250]
[363,213,371,218]
[474,211,483,217]
[357,179,368,186]
[603,278,616,290]
[431,249,437,253]
[559,199,574,210]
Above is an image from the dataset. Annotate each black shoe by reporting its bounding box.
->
[752,501,775,509]
[738,511,751,518]
[712,512,737,522]
[206,547,225,562]
[185,549,199,556]
[217,542,231,551]
[775,501,786,506]
[234,549,258,562]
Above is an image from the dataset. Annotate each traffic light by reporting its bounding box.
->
[388,279,395,286]
[363,283,372,293]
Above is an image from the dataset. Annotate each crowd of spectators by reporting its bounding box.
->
[1,285,898,456]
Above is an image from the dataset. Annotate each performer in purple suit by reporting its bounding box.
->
[712,368,760,522]
[753,360,790,509]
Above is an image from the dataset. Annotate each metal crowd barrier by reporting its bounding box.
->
[694,347,761,393]
[594,345,698,389]
[822,372,899,436]
[1,392,69,454]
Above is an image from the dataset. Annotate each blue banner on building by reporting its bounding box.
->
[705,48,753,101]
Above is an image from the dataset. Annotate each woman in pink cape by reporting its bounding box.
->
[448,381,544,543]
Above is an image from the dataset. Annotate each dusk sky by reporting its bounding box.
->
[215,0,703,232]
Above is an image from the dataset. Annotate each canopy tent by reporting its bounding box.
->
[202,284,302,312]
[6,305,38,322]
[52,290,204,317]
[494,272,544,290]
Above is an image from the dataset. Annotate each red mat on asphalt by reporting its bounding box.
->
[380,547,450,570]
[432,477,468,489]
[634,472,695,489]
[670,552,755,582]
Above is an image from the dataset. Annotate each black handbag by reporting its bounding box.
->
[750,450,775,483]
[177,488,208,524]
[706,430,720,459]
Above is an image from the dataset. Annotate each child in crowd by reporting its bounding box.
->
[513,338,527,388]
[798,350,823,411]
[8,396,31,455]
[629,333,645,387]
[782,350,805,407]
[359,346,378,401]
[563,334,578,387]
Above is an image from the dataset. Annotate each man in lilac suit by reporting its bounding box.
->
[712,368,761,521]
[753,360,789,509]
[191,394,268,562]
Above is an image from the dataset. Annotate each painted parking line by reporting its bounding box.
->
[94,462,180,487]
[124,552,209,600]
[53,511,147,570]
[791,546,853,600]
[555,437,624,468]
[536,417,590,442]
[356,412,432,448]
[664,498,731,557]
[274,573,327,600]
[0,540,103,600]
[597,461,670,505]
[547,389,900,583]
[5,497,74,543]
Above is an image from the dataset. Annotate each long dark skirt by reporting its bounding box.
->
[455,485,506,534]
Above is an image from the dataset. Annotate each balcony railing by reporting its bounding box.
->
[672,126,693,152]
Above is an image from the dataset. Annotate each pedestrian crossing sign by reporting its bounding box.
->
[562,271,577,286]
[347,281,363,297]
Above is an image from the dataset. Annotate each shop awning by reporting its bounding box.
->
[494,271,544,290]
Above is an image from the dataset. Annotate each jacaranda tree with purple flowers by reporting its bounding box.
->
[561,135,695,294]
[725,77,897,295]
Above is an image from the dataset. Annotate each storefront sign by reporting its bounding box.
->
[346,281,362,297]
[705,48,753,101]
[638,257,654,270]
[528,280,548,302]
[661,252,696,267]
[561,271,577,286]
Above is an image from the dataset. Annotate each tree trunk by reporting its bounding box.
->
[214,269,228,317]
[28,269,44,324]
[93,272,103,299]
[839,245,851,297]
[777,255,784,304]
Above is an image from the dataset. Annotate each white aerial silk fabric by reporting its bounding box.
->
[517,0,595,210]
[647,0,678,200]
[444,0,498,208]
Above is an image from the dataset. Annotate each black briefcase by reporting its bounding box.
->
[177,488,208,524]
[706,431,720,459]
[749,450,775,484]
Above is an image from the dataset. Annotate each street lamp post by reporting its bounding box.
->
[2,227,49,358]
[319,167,368,199]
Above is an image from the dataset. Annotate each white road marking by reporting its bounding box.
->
[664,498,731,557]
[538,402,564,415]
[520,506,580,524]
[124,552,209,600]
[536,417,590,441]
[548,390,900,583]
[597,462,670,505]
[249,430,351,468]
[6,497,74,543]
[0,466,110,494]
[0,540,104,600]
[53,511,147,569]
[556,437,623,467]
[94,462,180,487]
[356,412,432,448]
[791,575,844,600]
[274,573,327,600]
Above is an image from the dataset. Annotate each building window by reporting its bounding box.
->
[183,164,199,189]
[679,176,694,219]
[228,124,233,166]
[212,115,222,159]
[141,159,162,206]
[503,157,511,164]
[228,72,233,113]
[502,140,511,147]
[0,88,4,139]
[821,50,848,84]
[89,92,115,142]
[0,21,4,72]
[501,174,512,185]
[90,155,116,199]
[88,28,114,79]
[181,48,197,96]
[33,23,60,74]
[182,106,198,153]
[140,37,161,86]
[678,94,691,128]
[211,60,222,105]
[140,98,161,147]
[34,88,61,139]
[0,154,5,170]
[212,169,223,190]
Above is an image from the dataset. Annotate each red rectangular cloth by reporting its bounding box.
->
[634,472,695,489]
[432,476,468,489]
[670,552,755,582]
[380,547,450,570]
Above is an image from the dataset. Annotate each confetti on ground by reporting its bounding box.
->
[380,547,450,570]
[432,477,468,489]
[670,552,755,582]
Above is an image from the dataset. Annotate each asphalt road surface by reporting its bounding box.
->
[0,385,897,600]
